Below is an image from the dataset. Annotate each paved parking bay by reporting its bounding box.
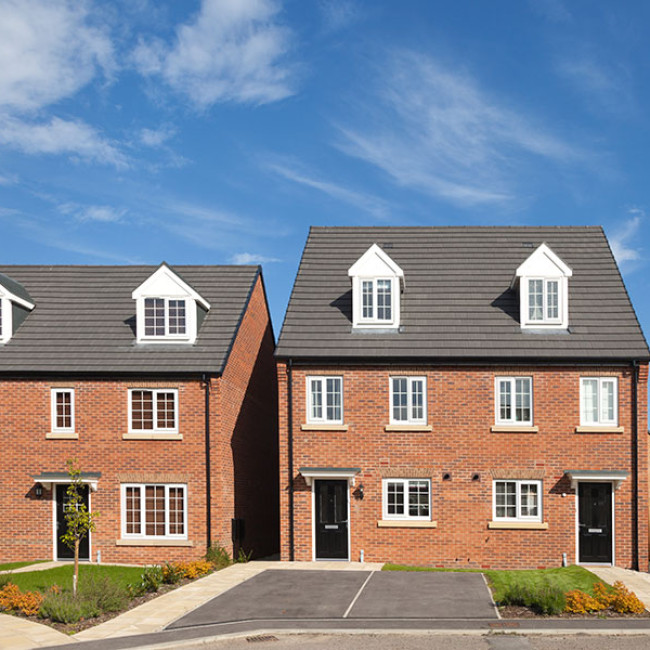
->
[168,569,498,630]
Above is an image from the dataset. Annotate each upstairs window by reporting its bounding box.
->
[581,377,618,426]
[514,243,572,330]
[51,389,75,433]
[390,376,426,424]
[496,377,533,426]
[144,298,187,337]
[132,263,210,344]
[307,376,343,424]
[129,389,178,433]
[348,244,403,329]
[361,279,393,323]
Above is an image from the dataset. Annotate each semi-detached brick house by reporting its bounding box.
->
[276,226,650,570]
[0,263,278,565]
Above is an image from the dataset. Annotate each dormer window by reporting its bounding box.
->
[513,243,572,330]
[144,298,187,337]
[348,244,404,329]
[0,273,35,344]
[132,263,210,344]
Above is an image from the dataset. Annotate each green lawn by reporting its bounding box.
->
[0,560,48,572]
[2,564,144,593]
[383,563,605,603]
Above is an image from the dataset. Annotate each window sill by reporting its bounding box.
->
[384,424,433,432]
[46,432,78,440]
[488,521,548,530]
[116,539,193,547]
[377,520,437,529]
[122,433,183,440]
[575,426,624,434]
[491,426,539,434]
[300,423,349,432]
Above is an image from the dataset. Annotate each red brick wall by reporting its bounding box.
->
[0,378,207,564]
[212,275,279,560]
[278,362,649,570]
[0,276,279,567]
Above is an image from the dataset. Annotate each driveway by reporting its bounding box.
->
[168,569,498,629]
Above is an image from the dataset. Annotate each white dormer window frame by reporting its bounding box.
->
[514,243,572,330]
[348,244,404,329]
[0,286,35,344]
[132,264,210,345]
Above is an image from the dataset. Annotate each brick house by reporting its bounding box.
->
[276,226,649,570]
[0,263,278,565]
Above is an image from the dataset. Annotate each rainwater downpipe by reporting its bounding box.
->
[287,359,295,561]
[632,360,639,571]
[203,373,212,551]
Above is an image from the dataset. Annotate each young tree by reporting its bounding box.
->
[61,459,98,596]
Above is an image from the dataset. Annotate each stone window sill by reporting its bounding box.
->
[384,424,433,432]
[491,426,539,434]
[300,423,349,432]
[116,539,193,547]
[575,426,624,434]
[122,433,183,440]
[46,432,78,440]
[377,520,437,529]
[488,521,548,530]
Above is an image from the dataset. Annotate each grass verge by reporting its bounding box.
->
[383,563,604,603]
[0,560,47,572]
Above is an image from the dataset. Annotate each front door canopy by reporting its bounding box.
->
[299,467,361,487]
[33,471,101,492]
[564,469,627,491]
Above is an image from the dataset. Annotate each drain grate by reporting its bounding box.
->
[246,635,279,643]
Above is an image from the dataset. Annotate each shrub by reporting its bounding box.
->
[565,589,605,614]
[500,582,566,615]
[78,573,128,612]
[206,543,231,569]
[140,566,163,593]
[610,581,645,614]
[564,581,645,615]
[236,548,253,564]
[0,583,44,616]
[39,591,99,624]
[162,562,185,585]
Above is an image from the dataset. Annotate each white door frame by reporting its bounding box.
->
[311,478,351,561]
[575,480,615,566]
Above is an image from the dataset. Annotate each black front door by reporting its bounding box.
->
[56,484,90,561]
[578,482,613,564]
[315,480,349,560]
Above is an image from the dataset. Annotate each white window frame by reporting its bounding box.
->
[120,483,187,540]
[382,478,431,521]
[357,277,395,325]
[128,388,179,434]
[51,388,75,433]
[492,479,542,523]
[495,376,533,426]
[140,297,190,341]
[526,277,562,325]
[389,376,427,424]
[306,376,343,424]
[0,297,10,344]
[580,377,618,426]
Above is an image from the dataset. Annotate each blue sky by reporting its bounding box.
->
[0,0,648,341]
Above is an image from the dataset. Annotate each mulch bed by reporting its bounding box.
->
[499,605,650,619]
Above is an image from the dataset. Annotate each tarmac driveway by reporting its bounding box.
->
[168,569,497,630]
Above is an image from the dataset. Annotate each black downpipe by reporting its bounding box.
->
[287,359,295,561]
[632,361,639,571]
[203,373,212,551]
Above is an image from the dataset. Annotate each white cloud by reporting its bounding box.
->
[319,0,360,32]
[609,209,644,265]
[266,160,390,219]
[58,202,127,223]
[230,252,281,264]
[0,0,125,166]
[133,0,295,108]
[139,126,175,147]
[336,50,583,207]
[0,173,18,186]
[0,116,127,168]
